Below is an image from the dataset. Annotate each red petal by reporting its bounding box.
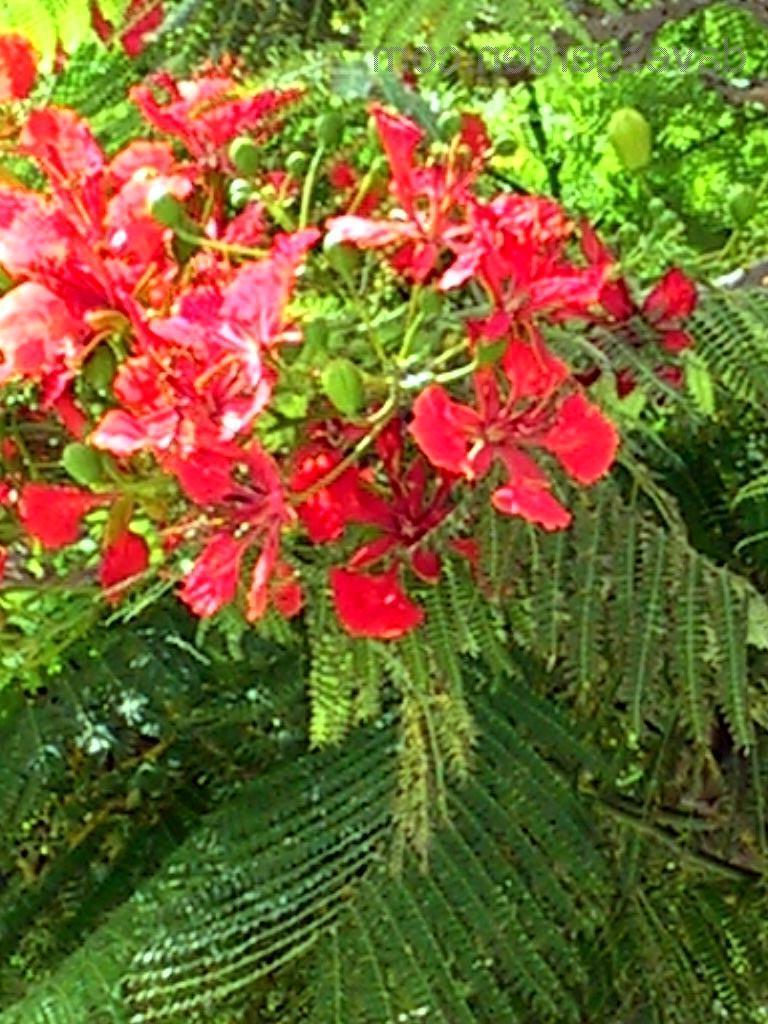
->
[0,34,36,100]
[292,447,369,543]
[643,268,697,324]
[330,567,424,639]
[0,282,82,386]
[580,220,614,267]
[91,408,178,456]
[108,140,176,186]
[450,537,480,565]
[458,113,491,162]
[179,532,246,618]
[246,533,281,622]
[410,547,442,583]
[99,529,149,602]
[271,562,304,618]
[501,338,569,400]
[18,483,104,549]
[410,385,478,476]
[540,393,619,485]
[599,277,636,321]
[370,104,423,197]
[492,481,571,530]
[52,389,88,439]
[348,534,397,570]
[0,544,6,581]
[493,449,571,530]
[660,329,692,353]
[21,108,104,185]
[328,160,358,190]
[171,448,235,504]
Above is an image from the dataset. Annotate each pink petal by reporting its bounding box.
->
[179,532,246,618]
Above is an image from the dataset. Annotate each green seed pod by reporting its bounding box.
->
[323,236,360,278]
[608,108,652,171]
[147,182,186,228]
[228,136,260,176]
[83,344,116,391]
[317,111,344,148]
[728,185,757,225]
[62,443,105,486]
[321,358,364,417]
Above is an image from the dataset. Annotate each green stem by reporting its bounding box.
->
[299,144,326,230]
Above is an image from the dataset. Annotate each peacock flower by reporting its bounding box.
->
[326,104,489,285]
[411,339,618,530]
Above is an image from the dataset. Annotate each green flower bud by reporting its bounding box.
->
[228,136,260,176]
[83,345,116,391]
[317,111,344,148]
[228,177,254,210]
[286,150,309,176]
[303,318,329,352]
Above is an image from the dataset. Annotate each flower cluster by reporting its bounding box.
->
[0,54,697,639]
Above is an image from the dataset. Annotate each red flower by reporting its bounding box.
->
[0,545,6,582]
[130,68,302,158]
[176,443,297,622]
[326,104,488,284]
[294,420,459,635]
[330,566,423,639]
[0,34,36,100]
[410,340,618,530]
[17,483,104,549]
[99,529,150,602]
[584,264,698,396]
[345,419,454,582]
[441,195,608,336]
[91,230,318,458]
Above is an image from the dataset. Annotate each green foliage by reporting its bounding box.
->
[3,610,768,1023]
